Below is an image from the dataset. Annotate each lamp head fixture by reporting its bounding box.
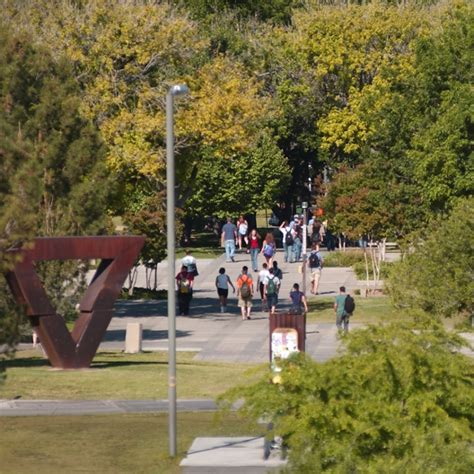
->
[169,84,189,96]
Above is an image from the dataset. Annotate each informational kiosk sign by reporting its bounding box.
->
[269,312,306,362]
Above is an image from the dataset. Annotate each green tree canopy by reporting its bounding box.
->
[221,319,474,472]
[386,197,474,320]
[0,24,112,366]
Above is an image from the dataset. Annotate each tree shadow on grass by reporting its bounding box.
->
[308,300,334,312]
[1,357,49,369]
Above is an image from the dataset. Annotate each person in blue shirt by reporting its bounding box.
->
[289,283,308,314]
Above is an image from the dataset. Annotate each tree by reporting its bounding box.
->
[0,24,112,365]
[320,1,473,237]
[221,318,474,472]
[186,134,291,217]
[386,197,474,321]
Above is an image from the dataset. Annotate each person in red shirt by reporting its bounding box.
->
[248,229,261,272]
[175,266,194,315]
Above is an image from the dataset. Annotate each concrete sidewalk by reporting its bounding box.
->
[0,399,220,417]
[101,249,361,363]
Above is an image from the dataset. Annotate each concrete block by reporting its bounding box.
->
[125,323,142,353]
[180,437,287,473]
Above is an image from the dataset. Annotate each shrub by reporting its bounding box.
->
[323,250,365,267]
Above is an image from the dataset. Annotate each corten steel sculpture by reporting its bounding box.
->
[5,236,145,369]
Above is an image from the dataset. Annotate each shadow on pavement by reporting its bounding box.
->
[103,329,191,342]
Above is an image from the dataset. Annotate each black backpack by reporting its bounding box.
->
[344,295,355,314]
[285,232,294,246]
[309,251,320,268]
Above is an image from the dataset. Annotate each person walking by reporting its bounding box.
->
[237,215,249,252]
[293,217,303,262]
[261,232,276,266]
[221,217,237,262]
[264,267,281,314]
[272,261,283,281]
[257,262,271,312]
[308,243,323,294]
[181,249,198,277]
[279,221,294,263]
[236,266,254,320]
[248,229,261,272]
[334,286,354,334]
[215,267,235,313]
[289,283,308,314]
[176,265,194,316]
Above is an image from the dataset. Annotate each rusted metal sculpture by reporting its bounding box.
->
[5,236,145,369]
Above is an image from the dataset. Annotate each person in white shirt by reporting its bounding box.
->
[279,220,294,263]
[257,262,271,312]
[182,250,198,276]
[237,215,249,252]
[264,267,281,314]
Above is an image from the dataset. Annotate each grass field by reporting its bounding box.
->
[306,295,408,324]
[0,351,264,401]
[0,412,263,474]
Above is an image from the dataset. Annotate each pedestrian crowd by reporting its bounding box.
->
[176,214,355,332]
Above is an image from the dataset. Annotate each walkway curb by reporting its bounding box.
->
[0,398,222,417]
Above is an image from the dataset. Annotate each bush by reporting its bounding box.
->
[323,250,365,267]
[353,261,393,280]
[386,198,474,319]
[221,318,474,472]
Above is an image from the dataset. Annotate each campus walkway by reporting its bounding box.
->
[3,249,473,417]
[1,252,361,417]
[102,249,362,363]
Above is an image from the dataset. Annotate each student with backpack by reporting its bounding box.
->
[272,261,283,281]
[257,262,271,312]
[261,232,276,266]
[334,286,355,334]
[264,268,281,314]
[175,266,194,316]
[236,266,254,320]
[182,249,198,277]
[308,243,323,295]
[293,217,303,262]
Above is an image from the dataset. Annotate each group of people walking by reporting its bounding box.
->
[221,216,278,272]
[176,215,355,332]
[216,265,308,321]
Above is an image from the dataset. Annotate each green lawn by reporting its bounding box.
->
[0,412,263,474]
[0,351,264,400]
[307,295,408,324]
[175,247,223,258]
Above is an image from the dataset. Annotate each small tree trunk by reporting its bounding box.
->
[128,266,138,296]
[153,265,158,291]
[380,238,387,262]
[370,245,377,293]
[145,266,149,290]
[364,249,370,296]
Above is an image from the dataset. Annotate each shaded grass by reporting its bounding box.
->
[306,295,409,324]
[176,247,223,258]
[0,351,264,401]
[0,412,263,474]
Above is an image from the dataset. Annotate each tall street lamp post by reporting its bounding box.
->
[166,84,189,457]
[302,201,308,295]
